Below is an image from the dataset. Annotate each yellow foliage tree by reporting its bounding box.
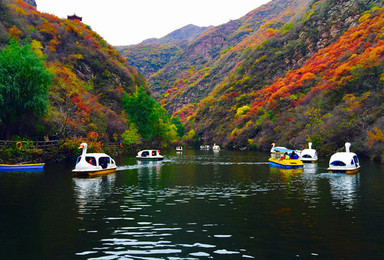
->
[235,105,251,118]
[31,40,44,57]
[187,129,196,140]
[367,127,384,148]
[8,26,23,40]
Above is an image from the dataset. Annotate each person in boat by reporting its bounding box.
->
[88,158,96,166]
[290,151,299,159]
[99,157,107,169]
[281,152,290,160]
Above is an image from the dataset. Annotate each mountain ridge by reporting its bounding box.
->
[141,24,212,45]
[116,24,211,78]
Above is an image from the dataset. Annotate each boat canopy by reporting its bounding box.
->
[272,147,297,154]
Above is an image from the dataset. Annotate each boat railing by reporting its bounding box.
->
[271,152,285,159]
[0,140,123,153]
[0,140,60,150]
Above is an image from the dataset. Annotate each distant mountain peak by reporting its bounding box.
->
[141,24,212,45]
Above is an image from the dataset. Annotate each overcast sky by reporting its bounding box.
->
[36,0,270,46]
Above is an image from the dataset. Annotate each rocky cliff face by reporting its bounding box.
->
[149,0,379,116]
[23,0,36,7]
[149,0,310,113]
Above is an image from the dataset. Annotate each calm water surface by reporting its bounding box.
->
[1,150,384,259]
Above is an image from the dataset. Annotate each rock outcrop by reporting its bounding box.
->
[23,0,36,7]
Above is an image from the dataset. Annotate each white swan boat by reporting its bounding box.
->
[176,146,183,151]
[212,143,220,150]
[136,150,164,161]
[328,142,360,174]
[72,143,117,176]
[300,142,318,163]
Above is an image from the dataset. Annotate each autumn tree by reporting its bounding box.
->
[0,39,53,138]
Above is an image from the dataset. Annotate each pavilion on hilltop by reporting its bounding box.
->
[67,14,82,21]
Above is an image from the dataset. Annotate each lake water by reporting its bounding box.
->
[1,149,384,259]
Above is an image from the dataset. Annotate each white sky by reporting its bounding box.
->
[36,0,270,46]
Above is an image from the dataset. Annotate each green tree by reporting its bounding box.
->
[171,116,185,137]
[123,87,177,143]
[121,122,142,148]
[0,39,53,138]
[123,87,157,140]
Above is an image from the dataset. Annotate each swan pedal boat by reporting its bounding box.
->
[136,150,164,161]
[269,157,304,169]
[328,142,360,174]
[72,143,117,176]
[300,142,318,163]
[0,163,45,171]
[269,145,303,169]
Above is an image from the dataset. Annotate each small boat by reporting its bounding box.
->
[269,157,303,169]
[176,146,183,151]
[212,143,220,150]
[72,143,117,176]
[200,145,211,150]
[269,146,303,169]
[136,150,164,161]
[328,142,360,174]
[300,142,318,163]
[0,163,45,171]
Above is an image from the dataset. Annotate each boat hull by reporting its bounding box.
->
[136,157,164,161]
[73,167,117,177]
[0,163,45,171]
[300,159,318,163]
[328,167,360,175]
[269,158,303,169]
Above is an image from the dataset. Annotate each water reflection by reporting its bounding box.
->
[269,166,303,183]
[303,163,318,174]
[137,160,162,175]
[321,172,360,209]
[73,173,116,215]
[137,161,163,189]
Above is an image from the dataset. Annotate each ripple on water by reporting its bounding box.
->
[74,179,268,259]
[189,251,211,257]
[214,249,241,255]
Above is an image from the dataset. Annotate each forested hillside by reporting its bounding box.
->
[142,0,384,161]
[0,0,179,150]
